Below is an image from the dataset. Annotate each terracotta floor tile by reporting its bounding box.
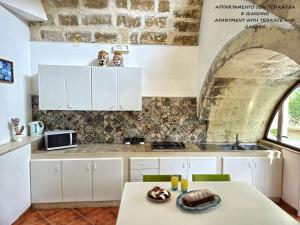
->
[47,209,85,225]
[75,207,118,225]
[69,218,93,225]
[38,208,68,218]
[16,209,50,225]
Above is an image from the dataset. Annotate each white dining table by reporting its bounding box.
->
[116,181,299,225]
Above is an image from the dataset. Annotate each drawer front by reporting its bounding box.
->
[130,169,159,181]
[130,158,159,170]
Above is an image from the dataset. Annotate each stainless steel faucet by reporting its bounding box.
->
[234,133,240,149]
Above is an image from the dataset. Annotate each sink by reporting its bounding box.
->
[239,144,269,150]
[196,143,271,151]
[219,144,244,151]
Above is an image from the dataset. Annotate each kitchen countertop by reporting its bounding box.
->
[0,136,43,156]
[31,143,281,159]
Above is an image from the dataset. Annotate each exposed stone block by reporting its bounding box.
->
[158,1,169,12]
[174,21,199,32]
[82,15,111,25]
[41,30,64,41]
[189,0,202,5]
[116,0,127,8]
[131,0,154,11]
[65,32,92,42]
[117,15,141,28]
[84,0,107,8]
[140,32,167,45]
[174,9,201,19]
[94,32,119,43]
[130,32,139,44]
[53,0,78,7]
[173,35,198,46]
[145,17,167,28]
[58,15,78,26]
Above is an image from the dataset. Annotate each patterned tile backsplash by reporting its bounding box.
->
[32,95,207,144]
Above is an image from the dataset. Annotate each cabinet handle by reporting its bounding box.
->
[248,162,251,168]
[140,163,145,165]
[119,105,124,110]
[68,104,73,109]
[188,162,191,168]
[56,165,60,172]
[182,163,186,169]
[87,164,91,171]
[93,163,97,171]
[254,161,257,168]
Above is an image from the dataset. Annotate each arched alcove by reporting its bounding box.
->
[198,24,300,143]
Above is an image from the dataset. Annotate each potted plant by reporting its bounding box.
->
[11,118,24,142]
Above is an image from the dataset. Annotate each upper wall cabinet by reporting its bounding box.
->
[92,67,142,111]
[39,65,91,110]
[39,65,142,111]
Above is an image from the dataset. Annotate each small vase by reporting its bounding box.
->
[14,134,23,142]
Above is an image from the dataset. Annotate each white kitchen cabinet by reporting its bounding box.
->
[118,67,142,111]
[130,157,159,182]
[92,67,142,111]
[187,157,217,181]
[93,158,123,201]
[160,157,188,178]
[223,157,282,198]
[31,159,62,203]
[39,65,92,110]
[65,66,91,110]
[0,145,31,225]
[92,67,117,110]
[223,157,253,185]
[62,159,92,202]
[159,157,217,181]
[39,65,65,110]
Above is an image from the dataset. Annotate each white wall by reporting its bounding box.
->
[30,42,198,97]
[0,5,31,145]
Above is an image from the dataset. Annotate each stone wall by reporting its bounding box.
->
[32,96,207,144]
[29,0,202,45]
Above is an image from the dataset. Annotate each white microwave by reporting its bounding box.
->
[44,130,77,150]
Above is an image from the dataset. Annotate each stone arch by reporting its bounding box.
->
[198,24,300,143]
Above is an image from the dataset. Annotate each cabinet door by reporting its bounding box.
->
[92,67,117,110]
[39,65,65,110]
[223,157,252,185]
[188,157,217,181]
[118,67,142,111]
[62,160,92,202]
[159,157,188,178]
[31,159,62,203]
[93,158,123,201]
[253,157,282,197]
[0,145,31,225]
[65,66,91,110]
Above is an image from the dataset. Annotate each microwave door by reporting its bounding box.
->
[47,133,71,149]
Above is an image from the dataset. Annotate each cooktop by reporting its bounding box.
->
[151,142,185,150]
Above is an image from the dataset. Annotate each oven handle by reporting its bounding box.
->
[70,133,72,145]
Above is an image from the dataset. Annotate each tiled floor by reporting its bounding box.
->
[13,203,300,225]
[13,207,119,225]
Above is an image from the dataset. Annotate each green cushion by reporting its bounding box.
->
[192,174,231,182]
[143,174,182,182]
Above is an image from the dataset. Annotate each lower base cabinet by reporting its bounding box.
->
[31,158,123,203]
[31,159,62,203]
[0,144,31,225]
[62,159,93,202]
[223,157,282,198]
